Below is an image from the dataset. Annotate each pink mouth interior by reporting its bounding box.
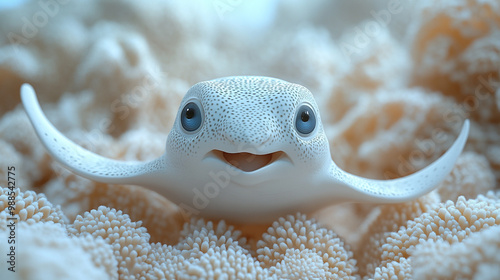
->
[223,152,273,172]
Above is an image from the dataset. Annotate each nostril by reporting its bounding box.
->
[223,132,235,144]
[261,133,272,146]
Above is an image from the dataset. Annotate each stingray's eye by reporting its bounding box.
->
[295,104,316,136]
[181,101,203,132]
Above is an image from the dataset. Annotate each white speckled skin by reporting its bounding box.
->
[21,77,470,223]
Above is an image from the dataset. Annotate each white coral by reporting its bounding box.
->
[0,222,117,280]
[364,192,500,279]
[257,214,358,279]
[0,187,67,226]
[356,192,440,277]
[412,225,500,279]
[438,152,496,201]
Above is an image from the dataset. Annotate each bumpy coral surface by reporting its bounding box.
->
[0,0,499,279]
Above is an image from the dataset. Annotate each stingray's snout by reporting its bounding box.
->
[222,118,273,147]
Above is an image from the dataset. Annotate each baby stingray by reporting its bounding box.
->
[21,77,469,223]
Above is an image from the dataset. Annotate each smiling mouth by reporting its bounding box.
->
[210,150,287,172]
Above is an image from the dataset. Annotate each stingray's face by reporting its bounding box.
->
[21,75,469,223]
[166,76,331,186]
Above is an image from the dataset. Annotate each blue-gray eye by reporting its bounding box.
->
[181,102,202,132]
[295,104,316,136]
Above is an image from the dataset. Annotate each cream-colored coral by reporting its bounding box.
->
[408,0,500,182]
[0,187,361,279]
[69,206,154,279]
[0,222,117,280]
[383,193,500,258]
[327,87,458,179]
[0,186,67,226]
[170,219,267,279]
[0,109,50,188]
[365,192,500,279]
[257,214,357,279]
[372,258,412,280]
[409,0,500,102]
[0,187,116,278]
[355,192,440,278]
[438,151,496,201]
[67,206,359,279]
[411,225,500,279]
[0,189,499,279]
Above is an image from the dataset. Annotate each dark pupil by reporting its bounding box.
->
[185,107,195,119]
[301,111,310,122]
